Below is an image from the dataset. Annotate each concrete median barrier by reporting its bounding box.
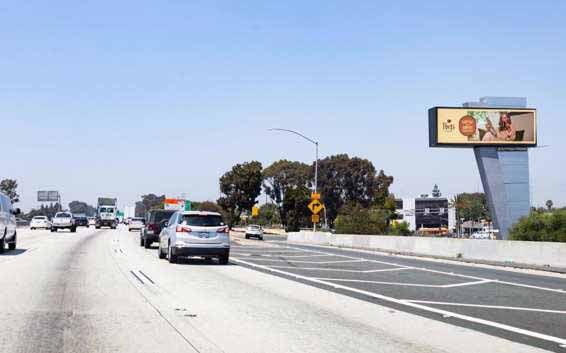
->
[287,231,566,270]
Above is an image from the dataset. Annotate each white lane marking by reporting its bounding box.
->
[403,300,566,315]
[493,280,566,294]
[312,278,449,288]
[231,252,306,256]
[231,257,566,346]
[287,246,444,270]
[411,267,491,281]
[231,246,297,250]
[236,258,367,264]
[440,280,494,288]
[284,245,566,294]
[264,266,412,273]
[364,267,415,273]
[231,249,305,253]
[236,254,331,258]
[310,278,490,288]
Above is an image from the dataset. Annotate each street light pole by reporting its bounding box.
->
[314,141,318,194]
[268,128,319,232]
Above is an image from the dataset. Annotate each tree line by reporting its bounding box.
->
[216,154,397,233]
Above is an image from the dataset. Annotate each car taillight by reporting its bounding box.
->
[176,225,192,233]
[217,227,228,233]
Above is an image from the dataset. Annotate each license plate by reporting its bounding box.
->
[198,232,210,238]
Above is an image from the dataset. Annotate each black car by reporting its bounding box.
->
[140,209,176,248]
[74,214,89,227]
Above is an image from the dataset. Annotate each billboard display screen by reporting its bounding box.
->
[429,107,536,147]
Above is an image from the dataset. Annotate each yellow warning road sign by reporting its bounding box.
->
[308,200,324,214]
[311,214,320,223]
[252,206,259,217]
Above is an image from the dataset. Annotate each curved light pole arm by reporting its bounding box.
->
[268,128,318,145]
[268,127,320,232]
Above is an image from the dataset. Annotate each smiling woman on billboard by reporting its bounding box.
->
[482,112,517,142]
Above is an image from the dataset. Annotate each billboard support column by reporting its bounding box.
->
[468,97,530,240]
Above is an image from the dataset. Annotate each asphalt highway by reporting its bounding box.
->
[231,239,566,352]
[0,227,560,353]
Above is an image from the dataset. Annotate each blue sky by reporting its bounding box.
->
[1,0,565,210]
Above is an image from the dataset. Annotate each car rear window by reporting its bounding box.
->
[181,214,224,227]
[149,211,176,223]
[132,218,145,223]
[33,216,46,220]
[56,213,72,218]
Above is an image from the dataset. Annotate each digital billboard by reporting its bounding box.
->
[429,107,537,147]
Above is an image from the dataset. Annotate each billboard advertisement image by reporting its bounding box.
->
[429,107,536,147]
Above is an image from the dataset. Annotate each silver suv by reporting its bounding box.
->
[0,192,20,252]
[245,225,264,240]
[158,211,230,264]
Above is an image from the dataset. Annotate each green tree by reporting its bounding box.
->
[389,221,412,236]
[334,203,389,235]
[217,161,263,227]
[451,193,490,222]
[262,160,311,227]
[509,209,566,242]
[68,201,97,216]
[373,171,395,208]
[317,154,393,225]
[23,203,62,220]
[282,185,311,232]
[135,194,165,217]
[0,179,19,203]
[191,201,224,213]
[546,200,554,211]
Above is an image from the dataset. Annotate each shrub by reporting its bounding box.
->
[509,209,566,242]
[389,221,412,236]
[334,204,389,235]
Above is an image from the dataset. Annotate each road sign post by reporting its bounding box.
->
[308,199,324,215]
[308,197,324,227]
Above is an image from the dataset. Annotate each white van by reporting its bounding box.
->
[0,192,20,252]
